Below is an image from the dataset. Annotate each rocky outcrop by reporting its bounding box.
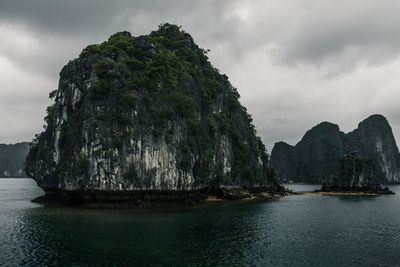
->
[270,142,296,181]
[271,115,400,183]
[0,142,29,177]
[25,24,281,204]
[321,153,393,194]
[348,115,400,182]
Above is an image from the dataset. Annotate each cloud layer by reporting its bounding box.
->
[1,0,399,151]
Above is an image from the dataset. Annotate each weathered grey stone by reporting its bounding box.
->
[25,24,280,202]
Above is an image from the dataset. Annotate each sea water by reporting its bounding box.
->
[1,178,400,266]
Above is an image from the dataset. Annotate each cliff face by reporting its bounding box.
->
[295,122,347,183]
[271,115,400,183]
[25,24,278,194]
[270,142,296,181]
[348,115,400,182]
[0,143,29,177]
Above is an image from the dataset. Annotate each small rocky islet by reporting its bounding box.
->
[318,153,394,195]
[25,24,284,207]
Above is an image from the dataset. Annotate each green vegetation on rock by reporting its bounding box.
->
[25,23,278,192]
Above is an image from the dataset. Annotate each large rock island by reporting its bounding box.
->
[25,24,282,206]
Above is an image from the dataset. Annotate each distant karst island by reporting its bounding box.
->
[271,114,400,186]
[25,24,284,207]
[0,142,29,178]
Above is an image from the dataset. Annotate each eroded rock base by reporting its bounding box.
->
[33,186,287,208]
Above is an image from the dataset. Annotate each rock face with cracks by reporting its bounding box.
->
[25,24,281,204]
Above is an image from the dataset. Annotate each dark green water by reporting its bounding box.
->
[1,179,400,266]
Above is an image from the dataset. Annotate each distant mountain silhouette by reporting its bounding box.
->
[0,142,30,177]
[271,115,400,183]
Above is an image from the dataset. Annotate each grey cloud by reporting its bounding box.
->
[0,0,240,78]
[3,1,400,68]
[272,1,400,65]
[0,0,128,36]
[0,0,236,38]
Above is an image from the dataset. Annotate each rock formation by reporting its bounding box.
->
[270,141,296,182]
[25,24,281,205]
[321,153,393,193]
[271,115,400,183]
[0,142,29,177]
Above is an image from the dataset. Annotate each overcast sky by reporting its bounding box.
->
[1,0,400,151]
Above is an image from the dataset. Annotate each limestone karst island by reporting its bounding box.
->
[25,24,283,207]
[271,115,399,194]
